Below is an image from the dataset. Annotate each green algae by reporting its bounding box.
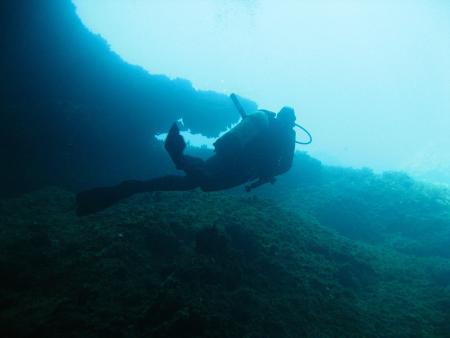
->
[0,185,449,337]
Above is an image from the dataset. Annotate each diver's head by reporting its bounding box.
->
[276,106,296,127]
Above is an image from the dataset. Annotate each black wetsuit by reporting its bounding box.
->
[76,116,296,215]
[155,115,295,191]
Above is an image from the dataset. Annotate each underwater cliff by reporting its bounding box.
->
[0,0,256,197]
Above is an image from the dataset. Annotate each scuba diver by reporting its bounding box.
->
[76,95,306,216]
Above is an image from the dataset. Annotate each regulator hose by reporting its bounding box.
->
[295,123,313,145]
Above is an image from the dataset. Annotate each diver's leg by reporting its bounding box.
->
[164,123,207,176]
[199,154,253,192]
[163,123,247,192]
[136,175,199,191]
[76,175,198,216]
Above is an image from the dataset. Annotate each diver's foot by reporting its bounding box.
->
[164,123,186,168]
[76,180,139,216]
[76,187,117,216]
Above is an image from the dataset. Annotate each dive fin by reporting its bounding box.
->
[76,181,139,216]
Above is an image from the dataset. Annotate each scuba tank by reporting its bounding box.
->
[214,93,275,155]
[228,93,313,145]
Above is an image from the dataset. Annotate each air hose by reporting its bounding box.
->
[295,123,313,145]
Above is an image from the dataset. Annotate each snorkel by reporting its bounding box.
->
[230,93,247,119]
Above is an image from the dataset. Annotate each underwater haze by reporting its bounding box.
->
[73,0,450,184]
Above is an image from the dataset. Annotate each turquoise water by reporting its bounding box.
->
[73,0,450,182]
[1,1,450,337]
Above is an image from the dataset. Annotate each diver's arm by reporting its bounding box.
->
[276,150,294,175]
[275,131,296,175]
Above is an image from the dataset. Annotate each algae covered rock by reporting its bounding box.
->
[0,188,449,337]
